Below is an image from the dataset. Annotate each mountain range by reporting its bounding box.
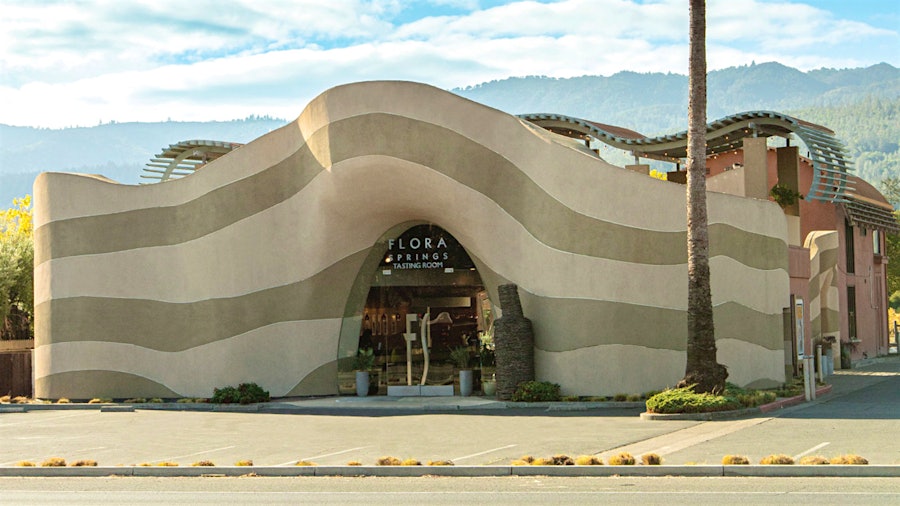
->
[1,62,898,207]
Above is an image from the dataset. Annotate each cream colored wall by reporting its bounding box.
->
[34,81,788,399]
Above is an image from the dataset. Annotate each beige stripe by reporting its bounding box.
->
[35,370,181,400]
[35,319,341,398]
[36,113,786,271]
[37,157,787,316]
[527,297,785,353]
[535,339,784,396]
[37,251,367,351]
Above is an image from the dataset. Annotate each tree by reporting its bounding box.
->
[676,0,727,394]
[880,177,900,297]
[0,195,34,340]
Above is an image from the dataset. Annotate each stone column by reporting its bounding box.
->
[493,284,534,400]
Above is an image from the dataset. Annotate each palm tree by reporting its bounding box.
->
[677,0,727,393]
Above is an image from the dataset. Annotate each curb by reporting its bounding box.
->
[1,465,897,478]
[0,400,647,414]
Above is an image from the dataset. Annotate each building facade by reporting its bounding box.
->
[35,81,804,400]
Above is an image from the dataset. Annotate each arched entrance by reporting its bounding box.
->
[337,223,493,395]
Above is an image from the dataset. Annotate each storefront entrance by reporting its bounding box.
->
[338,224,493,395]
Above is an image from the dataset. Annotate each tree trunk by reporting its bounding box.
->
[678,0,727,394]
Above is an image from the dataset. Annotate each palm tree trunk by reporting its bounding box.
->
[678,0,727,393]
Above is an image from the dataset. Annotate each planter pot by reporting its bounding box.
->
[459,369,474,397]
[482,379,497,397]
[355,371,370,397]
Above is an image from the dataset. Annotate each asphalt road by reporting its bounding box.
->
[0,476,898,505]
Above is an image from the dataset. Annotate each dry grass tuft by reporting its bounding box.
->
[607,452,636,465]
[531,457,554,465]
[798,455,830,465]
[641,453,662,465]
[426,460,454,466]
[13,396,30,404]
[294,460,317,466]
[16,461,35,467]
[376,456,402,466]
[574,455,603,465]
[510,459,531,466]
[829,455,868,465]
[721,455,750,465]
[56,398,70,404]
[191,460,215,467]
[0,395,10,403]
[400,459,421,466]
[551,454,574,466]
[235,460,253,467]
[346,461,363,466]
[156,462,179,467]
[70,460,98,467]
[41,457,67,467]
[759,454,795,465]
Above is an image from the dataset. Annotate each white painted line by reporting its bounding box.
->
[0,411,95,428]
[153,445,236,463]
[302,446,372,462]
[793,442,830,459]
[275,446,373,467]
[453,444,518,462]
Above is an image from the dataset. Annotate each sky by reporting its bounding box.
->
[1,0,898,128]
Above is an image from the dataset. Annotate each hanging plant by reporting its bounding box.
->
[769,184,804,208]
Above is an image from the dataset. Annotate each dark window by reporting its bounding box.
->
[847,286,857,341]
[845,219,855,274]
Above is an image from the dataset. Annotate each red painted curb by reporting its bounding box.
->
[759,384,832,413]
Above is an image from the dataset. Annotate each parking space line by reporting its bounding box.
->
[153,445,236,463]
[0,411,96,428]
[793,442,830,459]
[276,446,373,466]
[453,444,518,462]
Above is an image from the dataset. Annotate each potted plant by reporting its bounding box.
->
[449,346,473,396]
[479,337,497,397]
[353,348,375,397]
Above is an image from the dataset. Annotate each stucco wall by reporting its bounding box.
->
[33,81,789,399]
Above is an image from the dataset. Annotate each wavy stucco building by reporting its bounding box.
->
[33,81,790,400]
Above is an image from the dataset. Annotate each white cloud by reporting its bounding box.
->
[0,0,897,127]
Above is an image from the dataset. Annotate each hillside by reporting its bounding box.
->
[1,62,898,206]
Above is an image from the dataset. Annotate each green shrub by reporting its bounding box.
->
[123,398,146,404]
[645,386,741,414]
[148,398,164,403]
[210,382,270,405]
[511,381,561,402]
[613,393,628,402]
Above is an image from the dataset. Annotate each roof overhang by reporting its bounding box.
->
[519,111,853,204]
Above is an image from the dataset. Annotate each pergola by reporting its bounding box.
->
[141,139,242,183]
